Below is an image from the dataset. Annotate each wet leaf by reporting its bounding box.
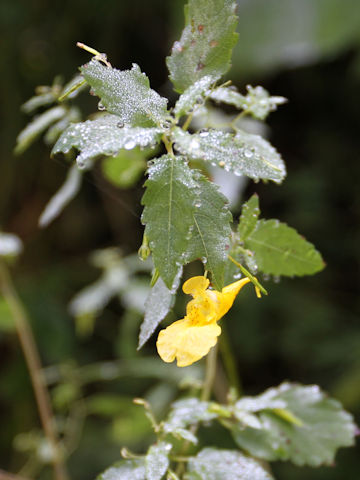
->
[185,448,274,479]
[102,149,146,188]
[171,128,286,184]
[238,194,260,241]
[81,59,168,127]
[167,0,238,92]
[145,442,171,480]
[174,75,215,119]
[52,114,163,169]
[96,459,146,480]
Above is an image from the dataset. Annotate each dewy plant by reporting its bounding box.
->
[9,0,356,479]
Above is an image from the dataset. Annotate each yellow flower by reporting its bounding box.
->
[156,276,252,367]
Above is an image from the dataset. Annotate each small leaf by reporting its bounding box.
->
[145,442,171,480]
[171,128,286,184]
[174,75,215,119]
[52,114,163,169]
[231,383,357,466]
[238,194,260,241]
[58,74,87,101]
[102,149,146,188]
[21,92,56,114]
[167,0,238,93]
[39,164,82,227]
[81,59,168,127]
[142,156,198,289]
[15,106,67,155]
[245,219,325,276]
[185,448,274,480]
[210,85,286,120]
[184,171,232,290]
[96,459,146,480]
[138,270,182,350]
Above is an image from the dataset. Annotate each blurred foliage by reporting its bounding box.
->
[0,0,359,479]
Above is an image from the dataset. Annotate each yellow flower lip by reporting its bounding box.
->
[156,275,253,367]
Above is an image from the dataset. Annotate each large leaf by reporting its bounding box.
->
[184,170,232,290]
[167,0,238,93]
[96,459,146,480]
[231,383,356,467]
[145,442,171,480]
[244,219,325,276]
[52,114,163,169]
[185,448,274,480]
[81,59,168,127]
[138,271,182,350]
[142,156,231,290]
[171,128,286,184]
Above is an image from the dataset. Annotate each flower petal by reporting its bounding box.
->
[182,276,209,297]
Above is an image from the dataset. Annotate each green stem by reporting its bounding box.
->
[228,255,267,296]
[0,261,69,480]
[201,344,218,402]
[182,112,194,131]
[219,323,241,397]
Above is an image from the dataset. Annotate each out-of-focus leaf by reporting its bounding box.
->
[96,459,146,480]
[102,149,146,188]
[52,114,163,169]
[0,297,15,332]
[81,59,168,127]
[138,270,182,350]
[172,127,286,184]
[39,164,82,228]
[21,93,56,114]
[58,74,87,101]
[210,85,286,120]
[145,442,171,480]
[15,106,67,154]
[167,0,238,92]
[44,107,82,145]
[86,394,137,417]
[238,194,260,241]
[245,219,325,276]
[231,383,356,466]
[185,448,274,480]
[173,75,215,119]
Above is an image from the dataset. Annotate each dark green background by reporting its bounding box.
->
[0,1,359,478]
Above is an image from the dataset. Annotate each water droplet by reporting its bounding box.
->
[124,140,136,150]
[233,273,242,279]
[189,139,200,150]
[244,149,253,158]
[117,121,124,128]
[273,275,281,283]
[219,161,225,167]
[97,101,106,111]
[201,256,207,264]
[89,88,96,96]
[194,201,201,208]
[199,129,209,137]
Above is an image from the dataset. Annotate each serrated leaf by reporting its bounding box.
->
[81,59,168,127]
[231,383,356,466]
[39,164,82,227]
[185,448,274,480]
[102,149,146,188]
[96,459,146,480]
[174,75,215,119]
[245,219,325,276]
[167,0,238,93]
[184,171,231,290]
[138,270,182,350]
[171,128,286,184]
[141,155,198,289]
[210,85,286,120]
[52,114,163,169]
[163,398,218,442]
[145,442,171,480]
[238,194,260,241]
[15,106,67,155]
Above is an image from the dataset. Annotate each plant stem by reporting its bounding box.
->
[201,344,218,402]
[0,260,68,480]
[228,254,267,296]
[219,323,241,397]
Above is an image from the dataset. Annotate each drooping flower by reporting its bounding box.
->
[156,275,252,367]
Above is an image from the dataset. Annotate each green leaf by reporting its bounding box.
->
[210,85,286,120]
[96,459,146,480]
[167,0,238,93]
[102,149,146,188]
[21,92,56,114]
[81,59,168,127]
[174,75,215,119]
[185,448,274,480]
[238,194,260,241]
[145,442,171,480]
[184,170,231,290]
[15,106,67,155]
[171,128,286,184]
[141,155,198,289]
[52,114,163,169]
[231,383,356,466]
[39,164,82,228]
[138,271,182,350]
[163,398,218,443]
[245,219,325,276]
